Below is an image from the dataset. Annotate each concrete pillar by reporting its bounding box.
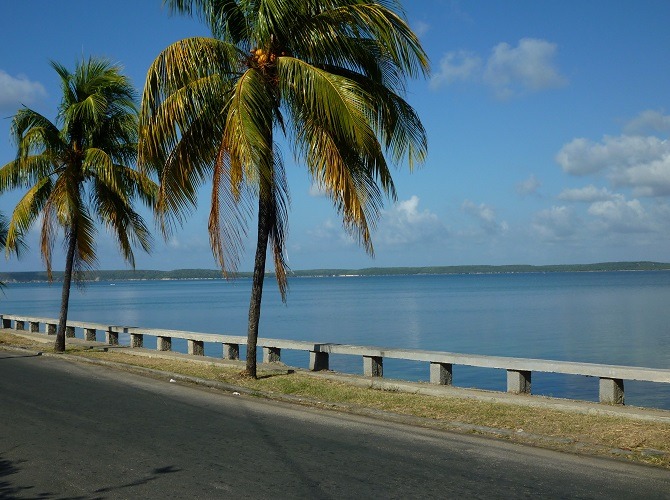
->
[507,369,531,394]
[430,362,453,385]
[157,336,172,351]
[106,328,119,345]
[47,323,57,335]
[2,318,11,329]
[85,328,97,342]
[188,339,205,356]
[30,321,40,333]
[130,333,144,348]
[599,378,624,405]
[16,320,25,331]
[66,326,75,338]
[263,346,281,363]
[363,356,383,377]
[309,351,329,371]
[223,343,239,360]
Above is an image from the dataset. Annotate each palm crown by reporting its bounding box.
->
[141,0,428,289]
[1,58,155,278]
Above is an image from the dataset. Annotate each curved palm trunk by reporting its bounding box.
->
[245,188,272,378]
[55,227,77,352]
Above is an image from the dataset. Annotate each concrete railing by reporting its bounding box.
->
[3,313,669,406]
[1,314,127,345]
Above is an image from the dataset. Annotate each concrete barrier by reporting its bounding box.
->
[3,313,670,406]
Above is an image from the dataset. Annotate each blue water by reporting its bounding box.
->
[2,271,669,409]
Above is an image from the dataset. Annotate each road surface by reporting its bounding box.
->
[1,350,668,499]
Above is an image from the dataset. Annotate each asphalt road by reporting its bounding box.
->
[1,351,668,499]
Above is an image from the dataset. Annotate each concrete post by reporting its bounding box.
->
[85,328,97,342]
[47,323,57,335]
[130,333,144,348]
[430,362,453,385]
[507,369,531,394]
[599,377,624,405]
[66,326,75,338]
[309,351,329,371]
[30,321,40,333]
[223,343,240,360]
[106,328,119,345]
[157,336,172,351]
[16,320,25,331]
[2,318,10,329]
[188,339,205,356]
[363,356,383,377]
[263,346,281,363]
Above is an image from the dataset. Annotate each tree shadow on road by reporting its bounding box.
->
[0,456,26,499]
[1,455,178,499]
[0,456,89,499]
[92,465,181,495]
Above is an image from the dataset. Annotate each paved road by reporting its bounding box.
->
[1,351,668,499]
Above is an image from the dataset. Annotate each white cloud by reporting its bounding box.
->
[557,185,618,202]
[461,199,507,233]
[412,20,430,38]
[431,38,566,98]
[610,155,670,197]
[532,206,578,241]
[587,197,653,234]
[483,38,567,97]
[430,50,482,88]
[306,219,355,247]
[301,197,445,255]
[624,110,670,135]
[377,195,446,245]
[556,135,669,175]
[555,135,670,196]
[0,69,47,112]
[516,174,541,196]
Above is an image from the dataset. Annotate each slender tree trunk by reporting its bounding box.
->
[55,227,77,352]
[245,189,272,378]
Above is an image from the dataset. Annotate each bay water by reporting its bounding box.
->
[2,271,669,409]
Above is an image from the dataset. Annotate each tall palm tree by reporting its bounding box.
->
[140,0,429,378]
[0,57,156,351]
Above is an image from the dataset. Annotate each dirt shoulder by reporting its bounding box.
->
[2,329,669,470]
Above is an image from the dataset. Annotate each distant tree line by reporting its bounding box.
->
[2,261,669,283]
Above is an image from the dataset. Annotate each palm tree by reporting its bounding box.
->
[140,0,429,378]
[0,57,156,351]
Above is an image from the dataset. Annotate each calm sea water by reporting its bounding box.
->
[2,271,669,409]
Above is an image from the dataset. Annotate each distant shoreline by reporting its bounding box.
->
[2,261,669,283]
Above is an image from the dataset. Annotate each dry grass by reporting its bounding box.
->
[2,330,669,468]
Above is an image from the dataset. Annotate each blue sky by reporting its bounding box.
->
[2,1,670,272]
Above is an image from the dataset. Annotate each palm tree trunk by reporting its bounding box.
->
[245,189,272,378]
[55,228,77,352]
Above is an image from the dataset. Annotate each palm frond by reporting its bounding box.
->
[222,67,276,187]
[278,57,376,150]
[139,37,241,234]
[164,0,249,42]
[208,145,253,276]
[266,147,290,300]
[319,2,429,79]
